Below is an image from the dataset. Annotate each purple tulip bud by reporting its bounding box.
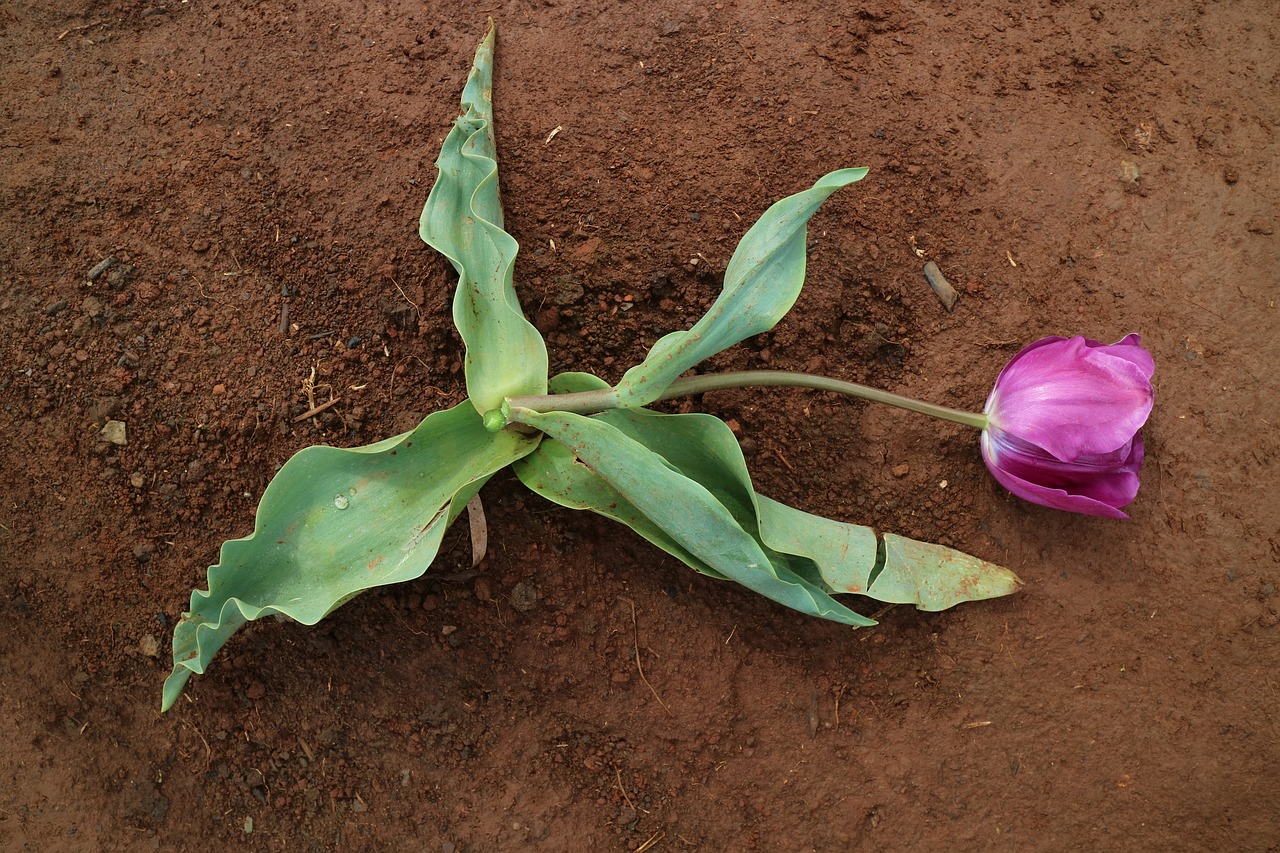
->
[980,334,1154,518]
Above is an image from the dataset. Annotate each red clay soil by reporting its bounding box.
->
[2,1,1277,850]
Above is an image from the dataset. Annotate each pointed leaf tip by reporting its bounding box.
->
[419,22,547,413]
[613,168,868,407]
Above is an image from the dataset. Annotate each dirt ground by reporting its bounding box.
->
[2,0,1277,850]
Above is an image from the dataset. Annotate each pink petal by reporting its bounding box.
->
[1091,333,1155,378]
[981,430,1142,518]
[985,336,1154,460]
[984,457,1132,519]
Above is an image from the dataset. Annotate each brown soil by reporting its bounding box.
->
[2,1,1277,850]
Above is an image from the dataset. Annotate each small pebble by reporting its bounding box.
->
[99,420,127,446]
[509,581,539,612]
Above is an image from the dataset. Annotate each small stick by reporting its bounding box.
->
[923,261,958,311]
[57,21,103,40]
[635,831,665,853]
[183,722,213,770]
[614,766,638,814]
[466,494,488,567]
[87,256,118,281]
[625,599,671,714]
[389,276,420,313]
[292,396,340,422]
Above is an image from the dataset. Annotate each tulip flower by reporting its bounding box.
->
[508,334,1155,519]
[979,335,1154,518]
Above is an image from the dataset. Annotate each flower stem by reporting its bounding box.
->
[662,371,988,429]
[503,370,989,430]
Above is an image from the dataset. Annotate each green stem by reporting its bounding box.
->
[503,370,989,430]
[663,371,989,429]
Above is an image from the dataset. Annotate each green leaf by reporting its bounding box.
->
[419,20,547,413]
[513,373,728,580]
[514,381,1019,622]
[511,404,871,626]
[602,411,1020,609]
[514,431,731,582]
[875,533,1022,611]
[611,168,868,407]
[754,498,1022,609]
[162,402,538,711]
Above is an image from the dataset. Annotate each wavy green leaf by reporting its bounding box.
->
[511,404,870,626]
[162,402,538,711]
[610,168,868,407]
[419,20,547,413]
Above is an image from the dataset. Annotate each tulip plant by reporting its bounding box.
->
[162,23,1152,711]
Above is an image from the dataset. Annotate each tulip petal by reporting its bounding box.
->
[1089,333,1155,377]
[981,429,1143,518]
[985,336,1154,461]
[984,459,1131,518]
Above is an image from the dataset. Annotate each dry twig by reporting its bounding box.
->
[624,598,671,714]
[292,396,340,423]
[636,830,665,852]
[614,765,639,814]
